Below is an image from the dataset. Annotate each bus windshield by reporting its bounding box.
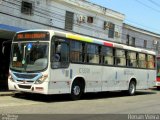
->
[10,42,49,72]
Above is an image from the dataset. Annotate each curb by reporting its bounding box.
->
[0,91,16,96]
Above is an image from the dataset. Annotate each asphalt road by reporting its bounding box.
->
[0,88,160,120]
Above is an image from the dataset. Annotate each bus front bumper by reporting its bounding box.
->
[8,80,48,94]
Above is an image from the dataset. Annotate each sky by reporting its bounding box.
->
[89,0,160,34]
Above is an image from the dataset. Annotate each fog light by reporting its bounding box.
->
[9,74,14,82]
[35,87,43,91]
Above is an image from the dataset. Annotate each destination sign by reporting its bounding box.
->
[15,32,49,41]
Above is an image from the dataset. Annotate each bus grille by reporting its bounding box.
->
[13,73,37,79]
[18,85,32,89]
[17,80,34,83]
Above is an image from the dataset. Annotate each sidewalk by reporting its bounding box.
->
[0,91,16,96]
[0,80,16,96]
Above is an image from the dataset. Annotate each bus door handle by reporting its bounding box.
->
[147,73,149,80]
[115,72,117,80]
[105,81,107,83]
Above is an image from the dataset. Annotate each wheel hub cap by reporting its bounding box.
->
[73,86,80,95]
[130,84,135,94]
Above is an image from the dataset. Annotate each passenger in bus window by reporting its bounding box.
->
[128,59,133,67]
[54,53,60,62]
[52,44,61,68]
[116,58,120,65]
[55,44,61,62]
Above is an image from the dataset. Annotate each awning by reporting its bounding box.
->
[0,24,25,39]
[0,24,25,32]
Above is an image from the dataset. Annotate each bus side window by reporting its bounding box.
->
[55,44,61,62]
[70,40,82,63]
[60,43,69,63]
[101,46,113,65]
[147,55,155,69]
[115,49,126,66]
[138,53,146,68]
[86,44,99,64]
[52,38,69,68]
[116,58,120,64]
[127,51,137,67]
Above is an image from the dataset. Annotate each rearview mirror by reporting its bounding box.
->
[2,46,5,54]
[2,40,12,55]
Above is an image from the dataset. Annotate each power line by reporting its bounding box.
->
[135,0,160,13]
[89,0,160,35]
[147,0,160,8]
[125,19,160,33]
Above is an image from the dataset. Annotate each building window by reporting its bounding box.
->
[87,16,93,23]
[130,37,135,46]
[144,40,147,48]
[21,1,33,15]
[65,11,74,30]
[108,23,115,38]
[126,34,130,45]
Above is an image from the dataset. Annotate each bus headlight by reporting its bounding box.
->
[35,74,48,84]
[9,74,14,82]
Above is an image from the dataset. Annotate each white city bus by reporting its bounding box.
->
[8,30,156,100]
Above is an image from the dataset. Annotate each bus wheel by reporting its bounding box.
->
[128,81,136,96]
[70,80,83,100]
[157,86,160,90]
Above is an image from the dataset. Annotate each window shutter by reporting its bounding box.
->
[65,11,74,30]
[21,1,33,15]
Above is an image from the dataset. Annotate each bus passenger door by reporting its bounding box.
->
[101,67,116,91]
[147,70,156,88]
[49,38,70,93]
[114,68,127,90]
[81,65,102,92]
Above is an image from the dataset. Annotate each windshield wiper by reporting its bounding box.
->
[22,45,27,72]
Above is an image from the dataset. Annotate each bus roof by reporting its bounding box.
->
[16,29,156,55]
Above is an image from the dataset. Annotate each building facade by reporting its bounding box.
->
[122,23,160,54]
[0,0,125,41]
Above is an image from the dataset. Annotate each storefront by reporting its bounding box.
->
[0,24,24,90]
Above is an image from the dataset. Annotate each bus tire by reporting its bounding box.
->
[127,81,136,96]
[157,86,160,90]
[70,80,83,100]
